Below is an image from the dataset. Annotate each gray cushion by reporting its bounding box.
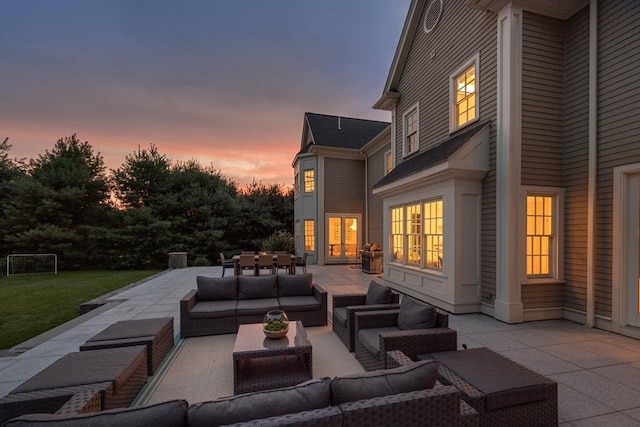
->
[197,276,237,301]
[236,298,280,315]
[84,318,172,342]
[330,360,438,405]
[397,297,437,330]
[12,346,146,393]
[5,400,188,427]
[278,296,320,312]
[432,348,551,411]
[277,274,314,297]
[365,281,392,305]
[357,327,399,358]
[238,275,277,299]
[189,300,237,319]
[333,307,347,327]
[187,377,331,427]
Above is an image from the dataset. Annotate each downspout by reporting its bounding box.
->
[586,0,598,327]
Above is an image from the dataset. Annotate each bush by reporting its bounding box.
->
[192,256,210,266]
[261,230,294,254]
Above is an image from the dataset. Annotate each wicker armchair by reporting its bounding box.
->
[332,292,400,352]
[354,308,457,371]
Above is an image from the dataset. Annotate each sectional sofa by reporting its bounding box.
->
[5,359,479,427]
[180,274,327,338]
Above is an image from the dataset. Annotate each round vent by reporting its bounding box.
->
[423,0,443,34]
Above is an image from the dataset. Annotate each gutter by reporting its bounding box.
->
[586,0,598,327]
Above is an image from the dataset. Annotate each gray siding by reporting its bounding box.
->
[522,284,564,310]
[563,6,590,313]
[393,1,498,302]
[594,0,640,318]
[367,147,387,246]
[324,157,365,215]
[521,12,564,188]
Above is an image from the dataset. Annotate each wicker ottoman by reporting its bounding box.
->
[423,348,558,427]
[0,346,148,423]
[80,317,174,376]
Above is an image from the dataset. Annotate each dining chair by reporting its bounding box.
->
[275,254,291,274]
[257,254,275,275]
[219,252,235,278]
[295,252,308,274]
[238,254,256,276]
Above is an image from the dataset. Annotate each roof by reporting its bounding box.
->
[300,113,390,154]
[373,121,490,189]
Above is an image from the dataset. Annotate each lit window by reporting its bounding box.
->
[304,220,315,252]
[526,195,553,276]
[391,207,404,262]
[424,199,443,269]
[407,203,421,265]
[303,170,315,193]
[385,150,393,175]
[450,55,479,132]
[403,105,419,156]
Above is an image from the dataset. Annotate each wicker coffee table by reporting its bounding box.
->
[232,321,312,395]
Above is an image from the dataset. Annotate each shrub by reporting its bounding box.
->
[261,230,294,254]
[192,256,210,266]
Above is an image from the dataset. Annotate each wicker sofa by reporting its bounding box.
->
[180,274,327,338]
[5,359,479,427]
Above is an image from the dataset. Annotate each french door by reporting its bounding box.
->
[626,175,640,327]
[326,215,360,263]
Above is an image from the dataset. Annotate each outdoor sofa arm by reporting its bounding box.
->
[379,327,458,361]
[332,293,367,308]
[354,309,400,330]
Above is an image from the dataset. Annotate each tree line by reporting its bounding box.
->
[0,135,294,271]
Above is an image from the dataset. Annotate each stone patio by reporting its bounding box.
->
[0,265,639,425]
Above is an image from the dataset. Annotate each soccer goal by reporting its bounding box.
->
[6,254,58,276]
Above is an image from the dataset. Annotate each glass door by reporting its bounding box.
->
[326,215,360,263]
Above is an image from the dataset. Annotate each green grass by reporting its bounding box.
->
[0,270,162,349]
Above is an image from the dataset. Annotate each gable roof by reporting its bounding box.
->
[299,112,390,154]
[373,121,490,189]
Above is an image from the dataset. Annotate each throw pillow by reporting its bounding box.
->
[330,360,438,405]
[187,378,331,427]
[397,297,437,330]
[197,276,237,301]
[277,274,314,297]
[5,400,188,427]
[365,281,392,305]
[238,275,278,299]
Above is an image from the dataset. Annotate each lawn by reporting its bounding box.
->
[0,270,161,349]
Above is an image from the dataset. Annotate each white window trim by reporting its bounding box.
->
[449,53,480,134]
[402,102,419,157]
[521,186,564,284]
[384,150,393,175]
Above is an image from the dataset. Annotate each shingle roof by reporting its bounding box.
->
[373,121,490,189]
[301,113,390,153]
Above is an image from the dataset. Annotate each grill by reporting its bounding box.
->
[361,243,383,274]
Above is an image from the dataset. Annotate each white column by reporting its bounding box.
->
[495,2,524,323]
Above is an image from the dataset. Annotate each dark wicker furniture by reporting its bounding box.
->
[332,292,400,352]
[425,348,558,427]
[180,274,327,338]
[79,317,174,375]
[232,321,312,394]
[354,308,457,371]
[0,346,148,424]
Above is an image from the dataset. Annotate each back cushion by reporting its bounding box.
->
[397,297,437,330]
[197,276,237,301]
[365,281,392,305]
[277,274,314,297]
[238,275,278,299]
[330,360,438,405]
[187,378,331,427]
[4,400,188,427]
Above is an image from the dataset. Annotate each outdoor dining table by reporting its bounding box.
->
[231,254,296,276]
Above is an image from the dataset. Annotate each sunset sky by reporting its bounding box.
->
[0,0,410,188]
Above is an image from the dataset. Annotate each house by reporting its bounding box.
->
[368,0,640,338]
[292,113,390,266]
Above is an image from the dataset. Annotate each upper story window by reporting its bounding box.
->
[403,103,419,156]
[450,54,479,133]
[303,169,315,193]
[523,187,563,281]
[385,150,393,175]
